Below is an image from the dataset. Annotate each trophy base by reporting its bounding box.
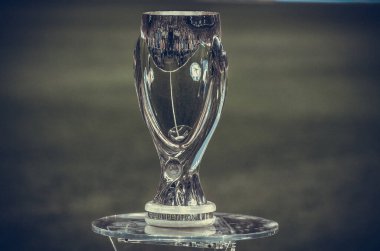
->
[92,212,279,250]
[145,201,216,228]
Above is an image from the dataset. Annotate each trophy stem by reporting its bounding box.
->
[153,172,206,206]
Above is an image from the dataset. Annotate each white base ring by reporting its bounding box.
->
[144,201,216,228]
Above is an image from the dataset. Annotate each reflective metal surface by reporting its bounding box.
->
[134,11,228,206]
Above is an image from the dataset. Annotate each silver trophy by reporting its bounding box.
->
[134,11,228,228]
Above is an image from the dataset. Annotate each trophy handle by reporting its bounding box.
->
[134,38,182,150]
[183,36,228,171]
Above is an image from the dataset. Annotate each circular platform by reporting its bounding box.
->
[92,212,278,244]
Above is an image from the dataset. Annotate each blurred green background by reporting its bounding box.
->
[1,1,380,251]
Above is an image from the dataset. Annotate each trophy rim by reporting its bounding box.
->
[143,11,220,17]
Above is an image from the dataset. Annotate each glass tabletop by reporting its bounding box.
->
[92,212,278,244]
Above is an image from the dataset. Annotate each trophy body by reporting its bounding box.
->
[134,11,228,228]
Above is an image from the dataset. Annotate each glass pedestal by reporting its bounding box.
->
[92,212,278,251]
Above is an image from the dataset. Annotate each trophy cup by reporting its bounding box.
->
[91,12,278,250]
[134,11,227,228]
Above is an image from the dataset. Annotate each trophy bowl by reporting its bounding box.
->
[134,11,228,228]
